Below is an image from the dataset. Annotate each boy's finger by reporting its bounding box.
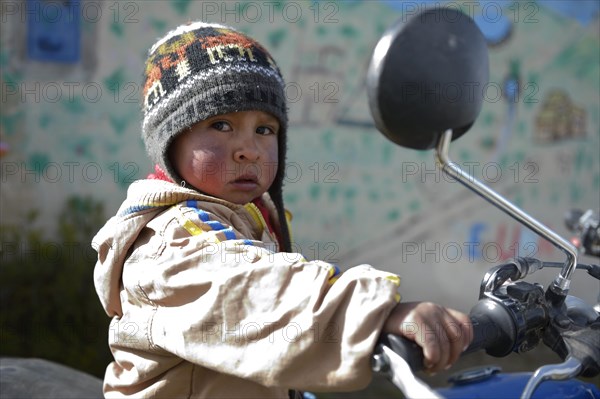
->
[444,309,473,366]
[447,308,474,349]
[422,320,451,371]
[443,320,463,366]
[437,310,463,369]
[419,330,442,372]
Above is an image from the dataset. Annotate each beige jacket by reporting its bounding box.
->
[93,179,401,398]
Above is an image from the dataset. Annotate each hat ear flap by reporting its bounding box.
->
[269,124,291,252]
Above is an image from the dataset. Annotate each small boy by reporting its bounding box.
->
[93,22,471,398]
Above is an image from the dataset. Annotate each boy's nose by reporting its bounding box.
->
[233,135,261,162]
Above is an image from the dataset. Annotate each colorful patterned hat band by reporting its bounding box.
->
[141,21,288,183]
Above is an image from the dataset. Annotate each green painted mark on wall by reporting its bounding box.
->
[408,199,421,212]
[368,190,380,202]
[553,37,600,86]
[344,187,357,200]
[28,153,50,175]
[39,113,52,129]
[458,149,471,162]
[110,21,124,37]
[2,71,23,88]
[62,97,85,114]
[481,136,495,150]
[381,144,392,165]
[514,151,526,163]
[482,111,495,126]
[0,49,8,67]
[321,130,334,151]
[0,112,24,135]
[309,184,321,200]
[285,192,298,206]
[110,162,135,189]
[387,209,400,221]
[150,18,167,33]
[340,25,358,38]
[104,69,125,94]
[328,185,339,201]
[417,151,429,160]
[109,115,131,136]
[268,29,287,49]
[171,0,192,15]
[361,132,373,149]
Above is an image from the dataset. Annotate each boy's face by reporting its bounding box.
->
[169,110,279,204]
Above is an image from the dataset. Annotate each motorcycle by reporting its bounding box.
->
[366,7,600,399]
[565,209,600,260]
[2,7,598,399]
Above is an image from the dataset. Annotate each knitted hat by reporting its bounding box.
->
[141,22,291,251]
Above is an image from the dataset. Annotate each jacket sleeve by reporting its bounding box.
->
[128,206,401,392]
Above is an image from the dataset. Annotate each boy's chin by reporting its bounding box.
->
[219,191,264,205]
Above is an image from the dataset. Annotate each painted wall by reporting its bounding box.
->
[1,0,599,311]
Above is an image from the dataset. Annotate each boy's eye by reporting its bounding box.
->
[211,121,232,131]
[256,126,276,136]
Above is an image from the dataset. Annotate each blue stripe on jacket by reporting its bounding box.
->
[186,200,247,243]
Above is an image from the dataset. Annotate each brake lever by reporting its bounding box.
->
[521,357,583,399]
[519,313,600,399]
[543,310,600,378]
[372,344,443,399]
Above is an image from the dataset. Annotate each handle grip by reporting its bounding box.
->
[467,299,517,357]
[376,301,518,372]
[377,334,424,371]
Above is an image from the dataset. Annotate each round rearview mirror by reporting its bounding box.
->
[367,8,489,150]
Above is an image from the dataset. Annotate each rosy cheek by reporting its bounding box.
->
[190,149,222,176]
[265,140,278,162]
[265,147,279,182]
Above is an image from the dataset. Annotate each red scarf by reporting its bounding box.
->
[147,164,171,182]
[251,196,284,249]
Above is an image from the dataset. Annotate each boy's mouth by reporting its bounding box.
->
[231,174,259,189]
[234,174,258,183]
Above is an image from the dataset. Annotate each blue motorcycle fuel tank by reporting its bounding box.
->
[437,368,600,399]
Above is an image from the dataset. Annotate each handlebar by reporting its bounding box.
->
[373,257,600,399]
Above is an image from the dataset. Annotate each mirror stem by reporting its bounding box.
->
[434,130,577,301]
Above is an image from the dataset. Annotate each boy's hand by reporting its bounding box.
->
[383,301,472,373]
